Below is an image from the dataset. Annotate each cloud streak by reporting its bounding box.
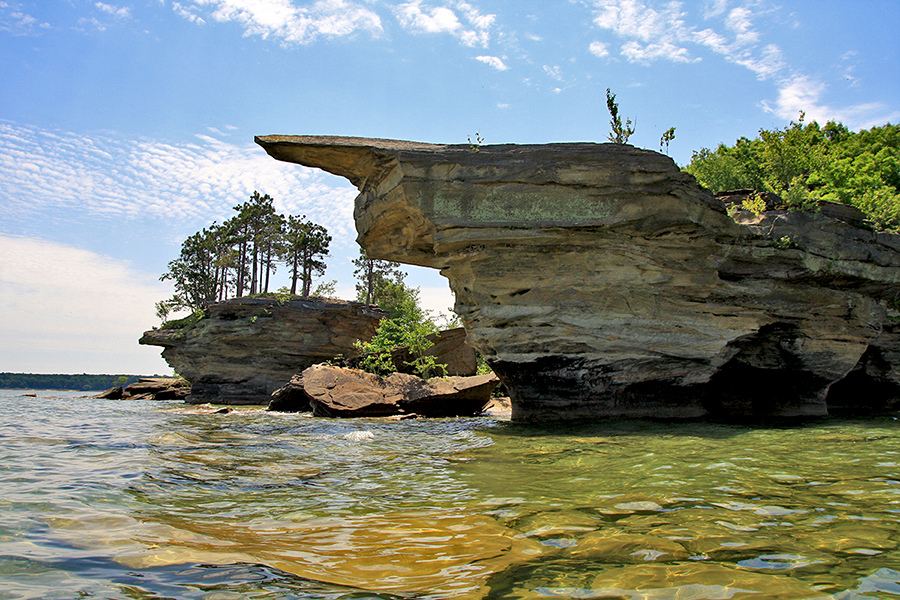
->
[394,0,495,48]
[0,121,358,241]
[173,0,383,45]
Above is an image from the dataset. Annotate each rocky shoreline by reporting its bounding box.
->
[255,136,900,421]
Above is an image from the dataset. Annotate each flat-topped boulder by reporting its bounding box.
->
[140,297,384,404]
[257,135,900,421]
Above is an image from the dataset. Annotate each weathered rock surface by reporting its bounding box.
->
[391,327,478,376]
[140,297,384,404]
[267,374,310,412]
[298,364,499,417]
[257,135,900,421]
[94,377,189,400]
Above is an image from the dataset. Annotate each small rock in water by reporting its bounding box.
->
[344,430,375,442]
[214,407,232,414]
[21,393,37,397]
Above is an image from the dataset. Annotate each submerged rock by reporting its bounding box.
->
[94,378,189,400]
[140,297,383,404]
[257,135,900,421]
[300,364,499,417]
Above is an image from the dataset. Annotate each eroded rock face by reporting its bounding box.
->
[140,297,384,404]
[300,364,499,417]
[256,135,900,421]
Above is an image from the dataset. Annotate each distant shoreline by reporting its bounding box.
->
[0,373,167,391]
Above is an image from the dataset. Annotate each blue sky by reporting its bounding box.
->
[1,0,898,374]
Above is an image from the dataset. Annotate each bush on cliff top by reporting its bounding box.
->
[684,118,899,232]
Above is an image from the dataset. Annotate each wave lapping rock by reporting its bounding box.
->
[257,136,900,421]
[140,297,384,404]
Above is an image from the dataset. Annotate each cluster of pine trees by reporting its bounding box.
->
[157,191,332,317]
[684,117,899,232]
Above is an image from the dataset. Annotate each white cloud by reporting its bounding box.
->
[0,235,172,374]
[762,75,900,129]
[0,2,50,34]
[586,0,785,79]
[474,54,507,71]
[542,64,562,81]
[172,1,205,25]
[496,102,510,109]
[175,0,382,45]
[395,0,495,48]
[95,2,130,19]
[0,121,358,241]
[588,40,609,57]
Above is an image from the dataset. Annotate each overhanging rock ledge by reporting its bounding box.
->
[256,134,900,421]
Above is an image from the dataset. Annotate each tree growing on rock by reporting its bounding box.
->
[352,248,405,306]
[605,88,635,144]
[281,215,332,297]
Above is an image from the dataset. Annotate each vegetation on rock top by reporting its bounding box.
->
[684,116,899,232]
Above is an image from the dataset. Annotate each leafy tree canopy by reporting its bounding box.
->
[684,117,899,231]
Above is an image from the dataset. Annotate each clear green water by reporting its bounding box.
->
[0,390,897,599]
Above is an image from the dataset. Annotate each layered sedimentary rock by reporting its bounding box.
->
[256,135,900,421]
[95,377,190,400]
[299,364,499,417]
[140,297,384,404]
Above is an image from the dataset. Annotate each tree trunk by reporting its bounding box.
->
[250,240,258,295]
[264,244,271,293]
[366,260,374,304]
[290,253,298,295]
[237,241,245,298]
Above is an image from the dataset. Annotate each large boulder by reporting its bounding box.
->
[267,374,310,412]
[140,297,384,404]
[257,135,900,421]
[297,364,499,417]
[391,327,478,376]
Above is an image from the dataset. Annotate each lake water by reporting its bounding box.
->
[0,390,898,599]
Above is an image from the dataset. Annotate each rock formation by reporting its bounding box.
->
[297,364,499,417]
[140,297,384,404]
[94,377,189,400]
[257,135,900,421]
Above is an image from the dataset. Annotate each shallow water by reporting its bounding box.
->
[0,390,897,599]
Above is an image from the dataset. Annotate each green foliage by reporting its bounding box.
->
[353,247,405,306]
[354,317,446,378]
[659,127,676,154]
[160,309,207,330]
[475,353,493,375]
[774,235,795,249]
[0,372,148,391]
[685,119,900,231]
[311,280,338,298]
[605,88,635,144]
[741,192,767,217]
[467,131,484,151]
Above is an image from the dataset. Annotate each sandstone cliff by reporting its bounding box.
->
[256,135,900,421]
[140,297,384,404]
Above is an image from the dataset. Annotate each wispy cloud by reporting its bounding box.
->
[172,0,382,45]
[588,40,609,57]
[0,234,171,373]
[762,75,900,129]
[474,54,507,71]
[0,121,358,240]
[95,2,130,19]
[395,0,495,48]
[0,1,50,34]
[585,0,783,78]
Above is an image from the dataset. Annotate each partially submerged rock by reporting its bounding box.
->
[298,364,499,417]
[267,374,310,412]
[257,135,900,421]
[140,297,383,404]
[94,377,189,400]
